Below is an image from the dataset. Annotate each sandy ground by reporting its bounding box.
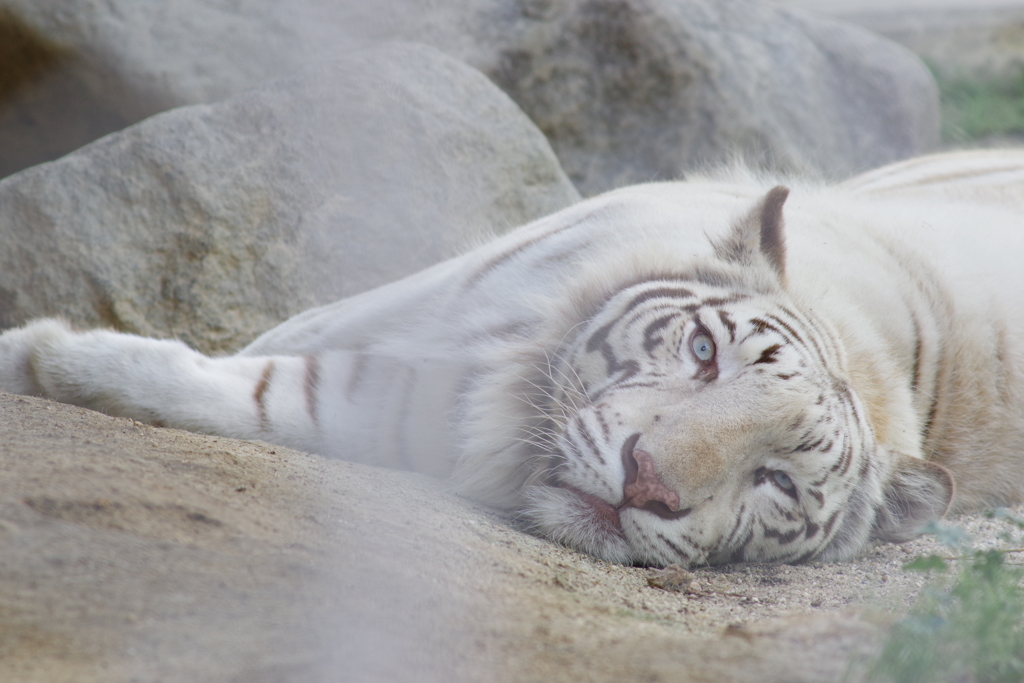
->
[1,391,1020,682]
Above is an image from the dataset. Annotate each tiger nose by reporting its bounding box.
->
[620,439,691,520]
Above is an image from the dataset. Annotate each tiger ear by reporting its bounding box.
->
[871,452,955,543]
[714,186,790,282]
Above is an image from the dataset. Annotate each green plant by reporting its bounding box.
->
[933,66,1024,144]
[865,513,1024,683]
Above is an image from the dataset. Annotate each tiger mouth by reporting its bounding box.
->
[557,483,626,540]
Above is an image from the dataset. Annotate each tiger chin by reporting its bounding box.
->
[3,150,1024,569]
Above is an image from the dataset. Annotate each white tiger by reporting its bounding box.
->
[3,149,1024,567]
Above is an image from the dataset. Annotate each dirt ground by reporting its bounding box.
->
[1,391,1019,682]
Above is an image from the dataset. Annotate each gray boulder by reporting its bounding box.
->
[0,42,579,354]
[0,1,309,179]
[1,0,939,192]
[466,0,942,192]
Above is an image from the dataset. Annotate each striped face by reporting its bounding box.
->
[522,278,882,567]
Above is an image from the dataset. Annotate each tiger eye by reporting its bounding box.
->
[691,333,715,362]
[773,470,795,492]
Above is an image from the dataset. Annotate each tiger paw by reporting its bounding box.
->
[0,318,74,396]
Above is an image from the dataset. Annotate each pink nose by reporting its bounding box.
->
[621,441,691,520]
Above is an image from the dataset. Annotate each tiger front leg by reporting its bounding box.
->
[0,319,314,447]
[0,318,73,397]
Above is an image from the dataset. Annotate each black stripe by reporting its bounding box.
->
[595,410,611,441]
[789,436,825,453]
[700,294,749,307]
[629,525,658,556]
[822,509,841,537]
[763,525,802,545]
[830,440,853,475]
[642,314,678,354]
[463,208,601,288]
[623,286,696,314]
[576,419,605,466]
[746,317,783,343]
[767,310,806,345]
[604,380,658,392]
[922,394,940,448]
[253,360,275,431]
[562,438,586,463]
[717,310,737,342]
[303,354,321,427]
[722,504,747,546]
[729,528,755,563]
[859,455,871,478]
[804,517,820,538]
[657,533,694,560]
[753,343,782,365]
[585,320,640,386]
[910,313,923,393]
[771,309,831,369]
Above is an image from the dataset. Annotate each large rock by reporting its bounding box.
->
[0,0,939,192]
[467,0,941,192]
[0,42,579,353]
[0,1,308,179]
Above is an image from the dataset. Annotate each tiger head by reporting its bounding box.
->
[469,186,954,567]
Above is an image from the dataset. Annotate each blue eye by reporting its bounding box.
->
[772,470,795,492]
[690,332,715,362]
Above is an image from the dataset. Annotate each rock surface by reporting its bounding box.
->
[0,42,578,354]
[0,1,308,180]
[0,0,939,191]
[465,0,941,192]
[778,0,1024,79]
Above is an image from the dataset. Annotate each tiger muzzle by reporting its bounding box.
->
[620,435,692,520]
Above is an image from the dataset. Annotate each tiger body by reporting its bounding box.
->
[3,149,1024,566]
